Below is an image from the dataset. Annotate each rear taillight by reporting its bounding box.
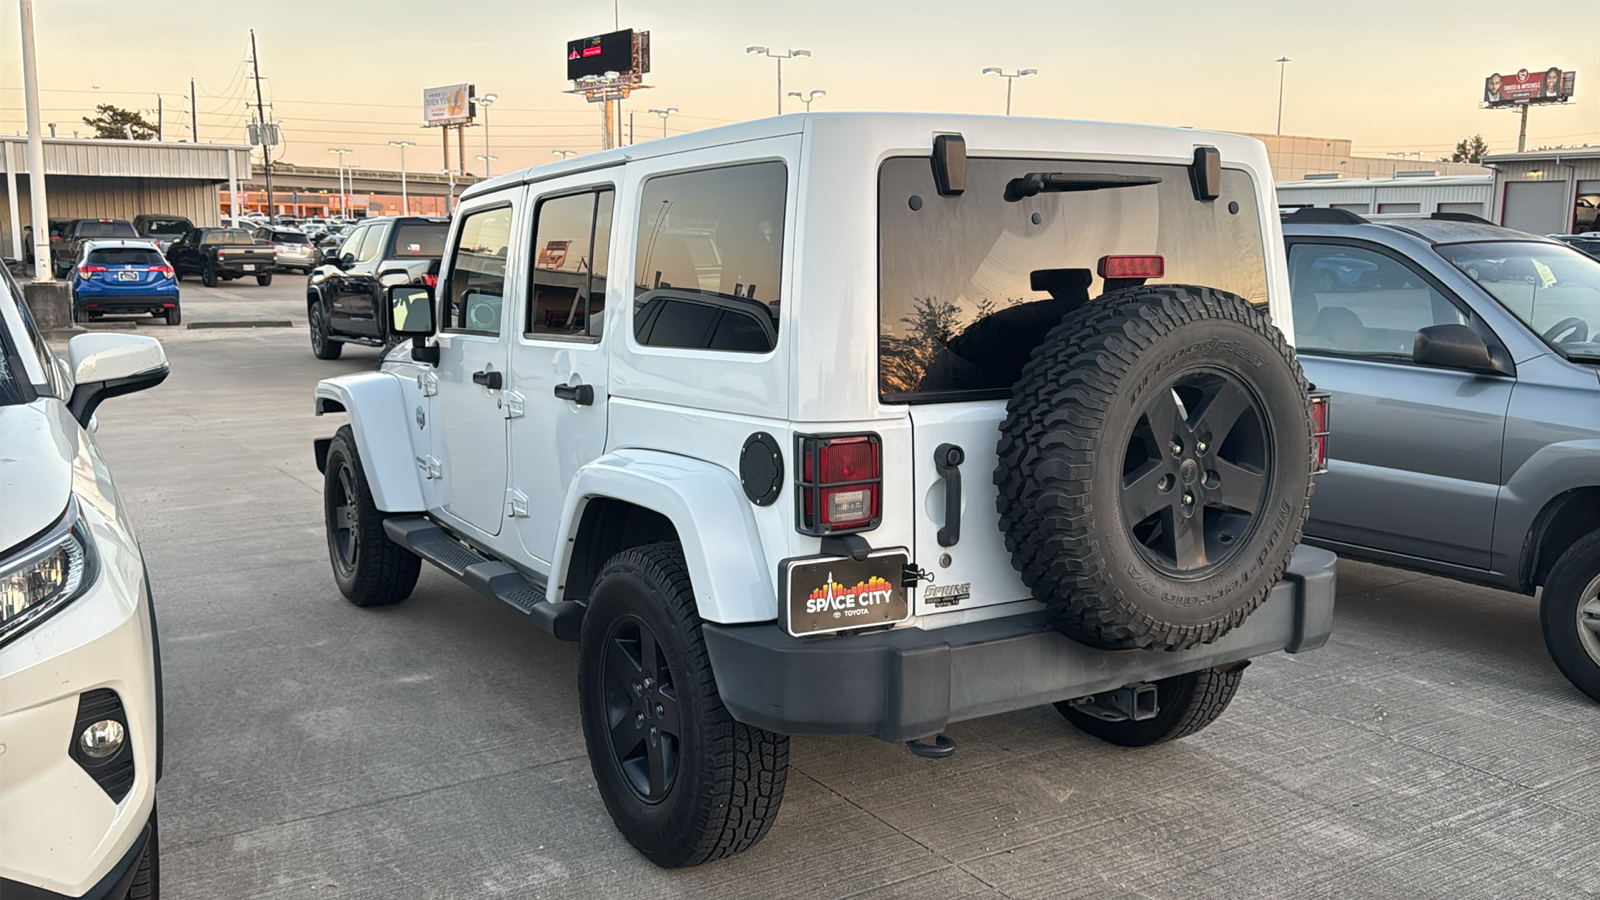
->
[796,434,882,535]
[1098,255,1165,279]
[149,265,173,277]
[1309,392,1330,473]
[78,264,107,274]
[422,274,439,289]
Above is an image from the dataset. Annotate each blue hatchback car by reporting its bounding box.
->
[71,240,182,326]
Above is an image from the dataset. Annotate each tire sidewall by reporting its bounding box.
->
[579,557,713,862]
[1539,531,1600,702]
[323,436,362,595]
[1091,315,1311,630]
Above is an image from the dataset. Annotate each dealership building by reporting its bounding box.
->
[1483,147,1600,235]
[1275,173,1495,218]
[0,136,253,258]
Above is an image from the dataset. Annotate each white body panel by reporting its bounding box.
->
[315,373,427,512]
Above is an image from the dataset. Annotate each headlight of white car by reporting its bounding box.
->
[0,501,96,646]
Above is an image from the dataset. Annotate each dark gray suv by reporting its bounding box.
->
[1284,209,1600,702]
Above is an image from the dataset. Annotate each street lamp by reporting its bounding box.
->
[327,148,352,218]
[746,46,811,115]
[477,92,497,176]
[786,90,825,111]
[981,68,1038,116]
[475,154,498,176]
[647,107,678,138]
[552,149,578,159]
[388,140,414,215]
[1275,57,1291,135]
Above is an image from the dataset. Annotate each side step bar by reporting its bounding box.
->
[383,516,584,641]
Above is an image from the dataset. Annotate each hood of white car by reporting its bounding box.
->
[0,403,73,555]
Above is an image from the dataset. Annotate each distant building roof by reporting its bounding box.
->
[1277,174,1493,189]
[0,136,252,181]
[1483,147,1600,164]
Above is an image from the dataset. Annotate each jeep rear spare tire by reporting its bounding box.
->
[996,284,1313,651]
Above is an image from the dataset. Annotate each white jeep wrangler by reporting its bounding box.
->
[313,113,1336,868]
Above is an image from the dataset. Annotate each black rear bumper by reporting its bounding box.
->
[702,545,1337,743]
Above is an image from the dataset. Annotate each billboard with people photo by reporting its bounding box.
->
[1484,67,1574,106]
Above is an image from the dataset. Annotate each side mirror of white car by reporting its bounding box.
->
[65,333,170,427]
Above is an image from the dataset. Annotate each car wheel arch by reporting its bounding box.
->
[1524,486,1600,590]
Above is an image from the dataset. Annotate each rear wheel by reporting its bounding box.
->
[580,543,789,868]
[201,263,217,288]
[1056,667,1244,747]
[165,306,182,326]
[309,300,342,360]
[323,426,420,606]
[256,272,273,286]
[1539,529,1600,703]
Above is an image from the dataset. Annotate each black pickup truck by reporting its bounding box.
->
[306,215,448,359]
[167,227,278,287]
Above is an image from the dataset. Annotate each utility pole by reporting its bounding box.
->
[1517,103,1530,153]
[20,0,54,281]
[157,95,163,141]
[250,29,272,216]
[1275,57,1292,136]
[190,78,198,142]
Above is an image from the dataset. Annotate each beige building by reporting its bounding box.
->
[1237,133,1490,181]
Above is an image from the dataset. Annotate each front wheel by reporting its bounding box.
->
[579,543,789,868]
[323,426,420,606]
[309,300,343,360]
[1055,666,1244,747]
[256,272,273,286]
[1539,529,1600,703]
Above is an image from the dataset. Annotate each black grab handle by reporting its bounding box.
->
[553,383,595,406]
[472,370,502,390]
[934,443,964,547]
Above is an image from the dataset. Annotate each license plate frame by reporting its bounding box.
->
[781,548,911,638]
[116,270,138,282]
[241,263,256,271]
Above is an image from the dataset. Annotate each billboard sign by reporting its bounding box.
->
[423,83,476,125]
[567,29,641,81]
[1484,68,1574,107]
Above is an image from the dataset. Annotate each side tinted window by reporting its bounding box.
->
[444,205,513,335]
[338,226,368,258]
[1288,243,1466,356]
[632,162,785,353]
[529,189,613,339]
[356,225,387,262]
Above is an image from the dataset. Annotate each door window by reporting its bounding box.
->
[528,189,614,339]
[632,162,785,353]
[1288,243,1466,356]
[338,225,368,259]
[444,205,513,335]
[356,225,387,262]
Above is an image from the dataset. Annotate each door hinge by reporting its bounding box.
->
[505,488,530,518]
[416,454,442,480]
[417,371,439,397]
[504,390,526,419]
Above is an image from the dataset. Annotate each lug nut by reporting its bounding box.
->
[1196,441,1208,453]
[1182,492,1194,504]
[1170,441,1183,457]
[655,703,665,718]
[636,712,645,728]
[643,677,653,690]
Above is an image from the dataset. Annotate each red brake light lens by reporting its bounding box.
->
[796,434,882,535]
[78,264,107,274]
[1309,392,1330,473]
[149,264,173,277]
[1098,255,1165,279]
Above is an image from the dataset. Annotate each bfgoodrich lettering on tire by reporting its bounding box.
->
[579,543,789,868]
[995,284,1314,651]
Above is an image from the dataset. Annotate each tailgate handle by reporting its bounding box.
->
[553,383,594,406]
[472,370,503,390]
[934,443,964,547]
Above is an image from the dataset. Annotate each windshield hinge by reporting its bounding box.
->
[505,489,529,518]
[504,390,526,419]
[417,371,438,397]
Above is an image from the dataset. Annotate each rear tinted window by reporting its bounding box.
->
[202,229,256,245]
[271,231,310,244]
[878,156,1267,402]
[140,219,191,236]
[392,223,447,257]
[76,221,137,238]
[87,248,164,266]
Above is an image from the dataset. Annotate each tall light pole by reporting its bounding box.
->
[787,90,825,111]
[552,150,578,159]
[389,140,414,215]
[1275,57,1291,136]
[746,46,811,115]
[475,155,498,176]
[647,107,678,138]
[327,148,352,218]
[981,67,1037,116]
[476,93,497,177]
[19,0,54,280]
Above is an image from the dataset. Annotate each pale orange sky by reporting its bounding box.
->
[3,0,1597,176]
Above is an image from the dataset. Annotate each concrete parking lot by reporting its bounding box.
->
[68,276,1600,898]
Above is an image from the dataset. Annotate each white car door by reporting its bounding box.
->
[430,196,520,539]
[507,174,620,565]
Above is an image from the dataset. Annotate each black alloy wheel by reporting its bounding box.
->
[321,426,418,606]
[1120,369,1272,577]
[600,614,683,803]
[328,461,362,578]
[310,301,342,359]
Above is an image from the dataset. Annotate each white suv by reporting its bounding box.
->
[313,113,1337,868]
[0,267,168,898]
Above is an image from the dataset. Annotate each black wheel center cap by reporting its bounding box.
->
[1179,458,1200,486]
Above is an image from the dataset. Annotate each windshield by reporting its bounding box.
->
[392,223,447,257]
[1437,241,1600,359]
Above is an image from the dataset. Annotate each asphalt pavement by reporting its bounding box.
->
[66,276,1600,899]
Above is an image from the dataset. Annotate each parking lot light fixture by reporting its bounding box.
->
[553,149,578,159]
[475,154,498,177]
[1275,57,1292,135]
[477,93,498,176]
[388,140,415,215]
[787,90,825,112]
[327,148,352,216]
[748,47,812,115]
[983,68,1036,116]
[647,108,678,138]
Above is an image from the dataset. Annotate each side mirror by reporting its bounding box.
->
[1413,324,1499,374]
[65,333,170,426]
[388,285,439,366]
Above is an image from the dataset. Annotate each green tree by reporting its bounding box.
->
[1450,134,1490,163]
[82,104,158,140]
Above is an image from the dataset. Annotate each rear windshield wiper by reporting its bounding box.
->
[1005,172,1162,202]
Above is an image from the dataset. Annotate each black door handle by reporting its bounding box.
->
[934,443,964,547]
[472,370,503,390]
[553,383,595,406]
